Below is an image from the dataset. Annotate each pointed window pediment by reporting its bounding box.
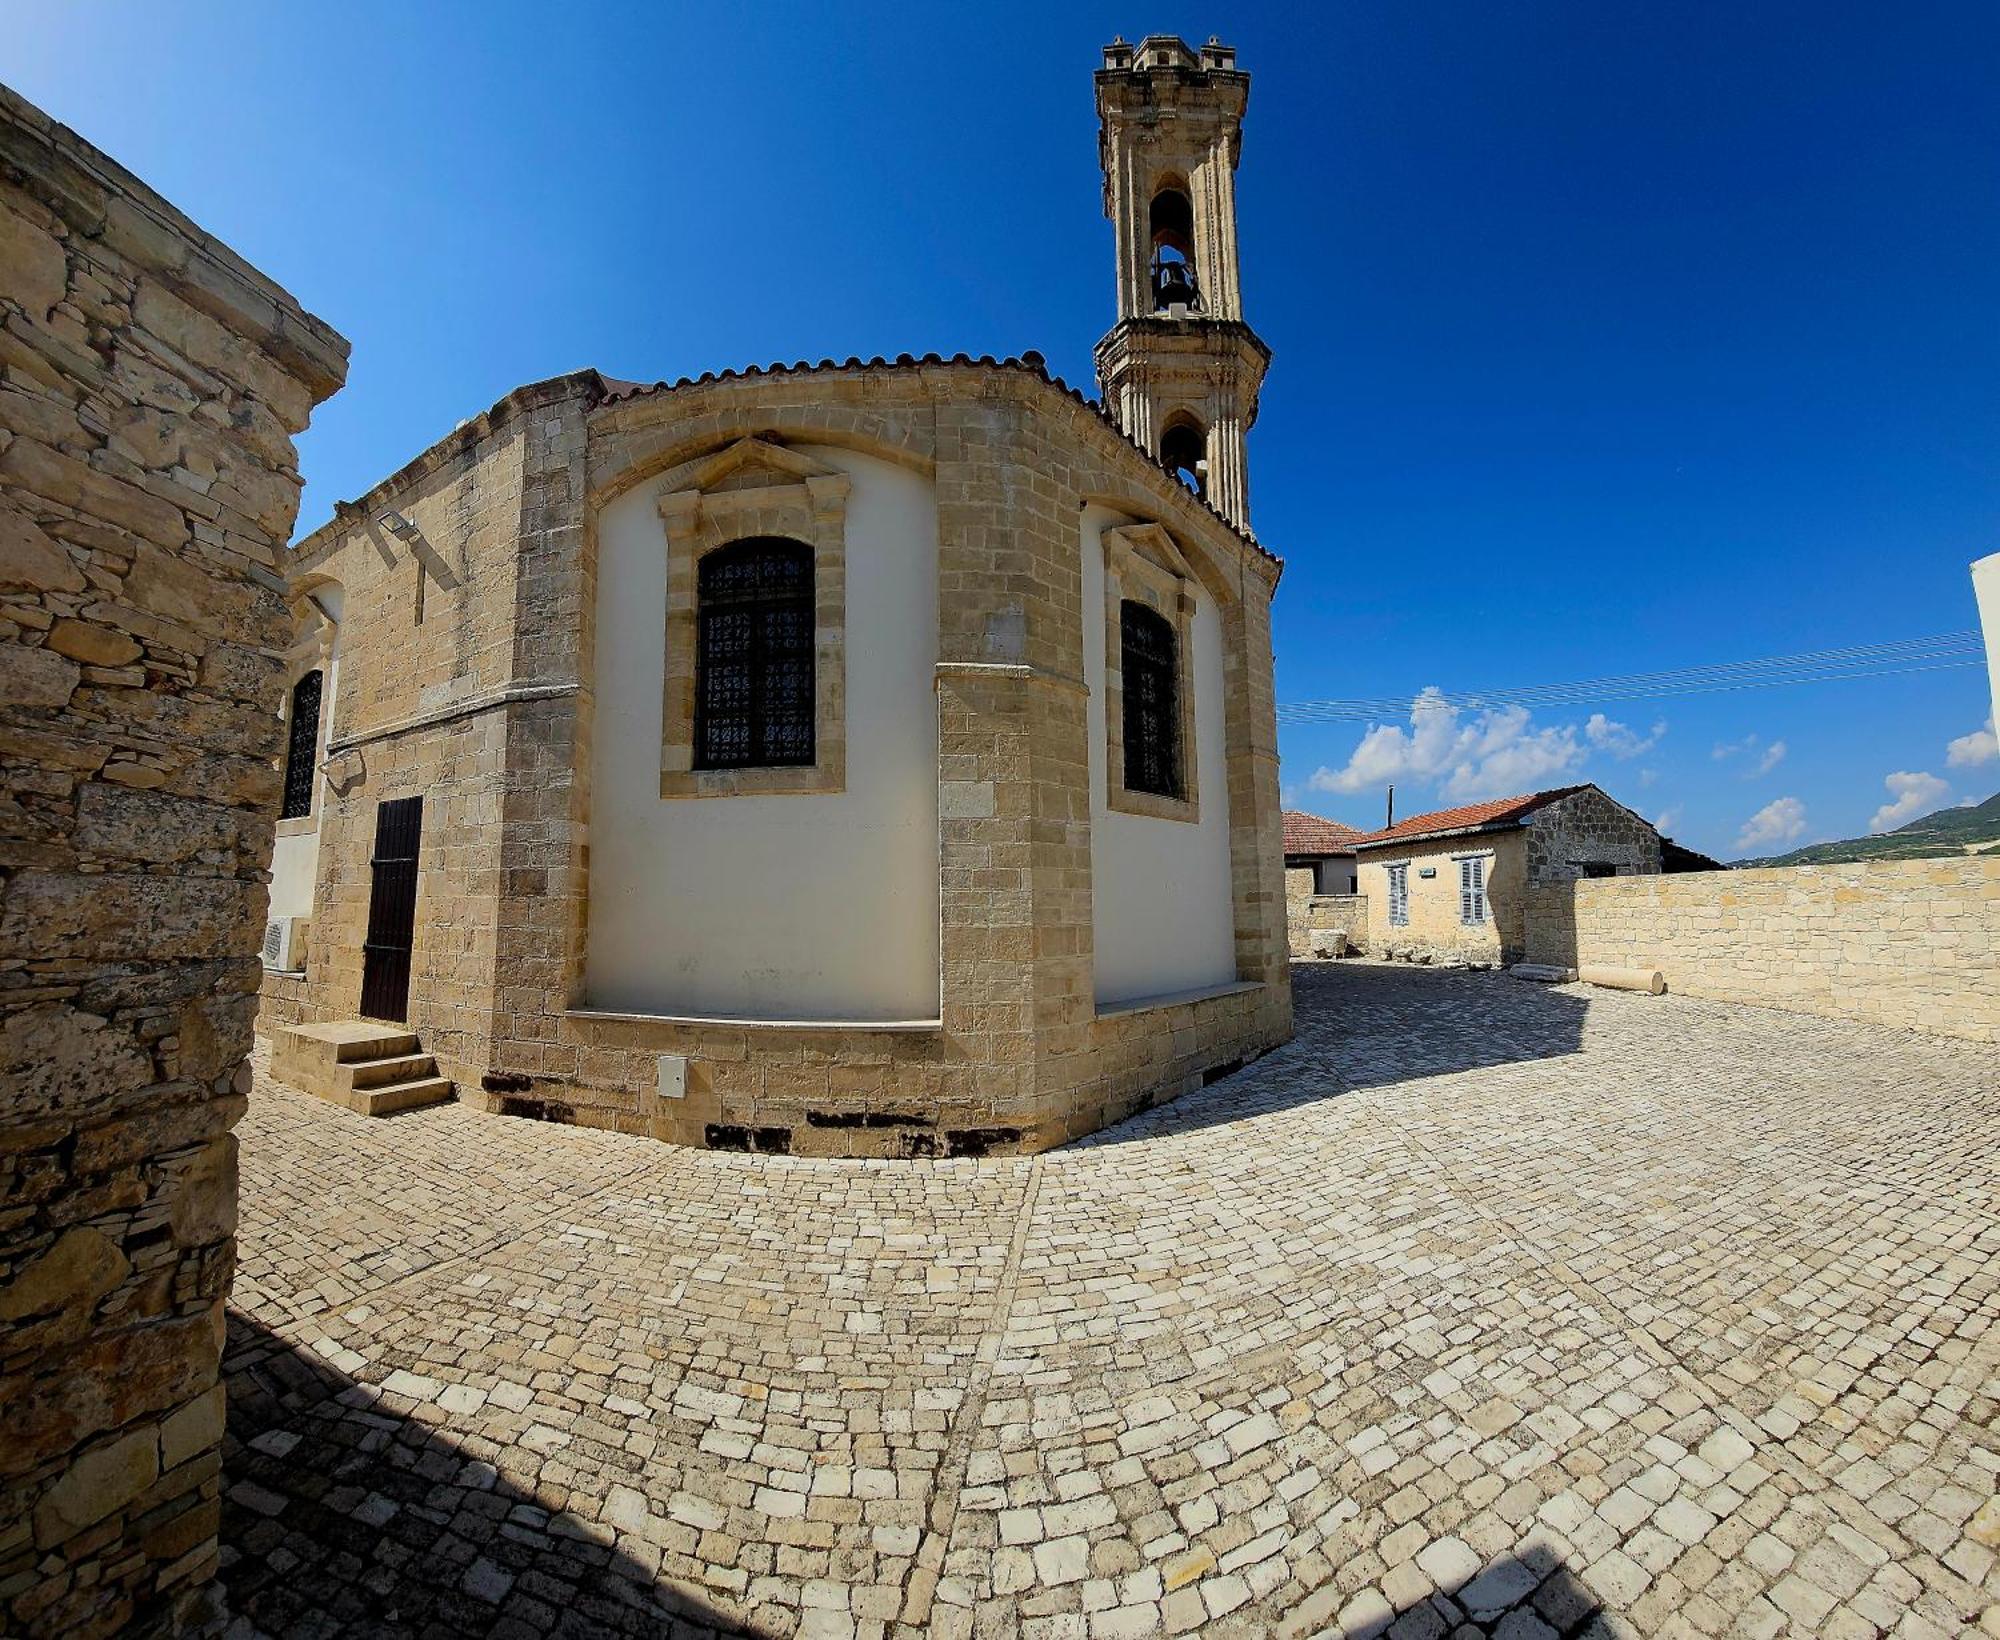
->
[655,439,849,800]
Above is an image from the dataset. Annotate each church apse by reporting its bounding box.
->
[259,40,1291,1156]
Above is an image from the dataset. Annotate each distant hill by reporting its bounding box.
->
[1736,790,2000,868]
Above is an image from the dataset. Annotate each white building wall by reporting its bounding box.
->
[1974,551,2000,736]
[585,446,941,1020]
[1083,505,1239,1005]
[268,586,342,929]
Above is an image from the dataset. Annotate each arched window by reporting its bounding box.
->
[695,538,816,769]
[1149,185,1199,309]
[1120,600,1181,799]
[1160,417,1207,498]
[279,669,322,820]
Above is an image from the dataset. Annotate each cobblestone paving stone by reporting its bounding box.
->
[209,965,2000,1638]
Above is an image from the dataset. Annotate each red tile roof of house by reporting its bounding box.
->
[1350,786,1588,850]
[1282,810,1368,856]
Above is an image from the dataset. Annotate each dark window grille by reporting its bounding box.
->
[694,539,816,770]
[279,669,322,820]
[1120,600,1182,799]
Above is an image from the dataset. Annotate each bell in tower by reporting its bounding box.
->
[1094,35,1271,531]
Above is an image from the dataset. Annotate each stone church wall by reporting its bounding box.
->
[0,85,346,1637]
[586,445,942,1021]
[270,361,1290,1155]
[256,378,592,1095]
[1082,504,1239,1005]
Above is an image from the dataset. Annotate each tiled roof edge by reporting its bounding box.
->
[592,351,1278,567]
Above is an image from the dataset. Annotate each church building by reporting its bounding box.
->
[260,37,1291,1156]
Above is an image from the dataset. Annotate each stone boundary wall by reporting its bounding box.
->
[1290,893,1368,958]
[1525,857,1999,1042]
[0,84,345,1637]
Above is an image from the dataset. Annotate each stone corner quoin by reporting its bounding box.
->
[0,77,348,1640]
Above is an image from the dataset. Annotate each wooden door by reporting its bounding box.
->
[359,795,422,1023]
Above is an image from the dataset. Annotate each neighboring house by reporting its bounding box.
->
[1283,809,1366,957]
[257,38,1293,1158]
[1662,836,1727,873]
[1283,809,1362,896]
[1352,784,1663,966]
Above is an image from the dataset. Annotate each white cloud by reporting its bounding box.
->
[1653,805,1682,833]
[1636,767,1659,788]
[1946,717,1997,768]
[1736,796,1807,851]
[1714,732,1784,775]
[1869,770,1949,834]
[1305,688,1590,804]
[1584,714,1665,759]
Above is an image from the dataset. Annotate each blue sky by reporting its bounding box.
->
[13,2,1998,858]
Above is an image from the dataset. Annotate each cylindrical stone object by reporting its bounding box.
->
[1578,964,1666,995]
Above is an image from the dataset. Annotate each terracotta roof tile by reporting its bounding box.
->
[1282,810,1367,855]
[1350,786,1587,849]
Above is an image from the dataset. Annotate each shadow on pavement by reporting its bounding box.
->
[1342,1542,1607,1637]
[205,1310,751,1639]
[1087,962,1593,1146]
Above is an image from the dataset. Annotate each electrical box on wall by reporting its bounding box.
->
[657,1055,687,1101]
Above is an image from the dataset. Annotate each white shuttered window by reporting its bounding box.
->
[1387,863,1410,927]
[1459,856,1487,924]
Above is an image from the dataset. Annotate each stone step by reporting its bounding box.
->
[270,1021,453,1118]
[345,1052,437,1091]
[349,1075,454,1118]
[332,1028,419,1063]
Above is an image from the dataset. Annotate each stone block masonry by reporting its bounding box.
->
[0,83,346,1638]
[1289,891,1367,957]
[265,360,1293,1156]
[1526,855,2000,1043]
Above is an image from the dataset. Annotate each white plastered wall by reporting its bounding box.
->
[1974,551,2000,735]
[1083,504,1238,1005]
[268,585,341,927]
[585,446,941,1020]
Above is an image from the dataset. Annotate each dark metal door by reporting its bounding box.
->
[359,795,422,1023]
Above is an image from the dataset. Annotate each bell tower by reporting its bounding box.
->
[1094,35,1271,531]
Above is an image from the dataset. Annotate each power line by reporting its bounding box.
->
[1276,632,1985,725]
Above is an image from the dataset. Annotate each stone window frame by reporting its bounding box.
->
[1102,521,1200,824]
[274,595,336,840]
[657,439,849,800]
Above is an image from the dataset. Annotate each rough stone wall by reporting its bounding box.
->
[1289,893,1368,958]
[270,361,1290,1155]
[1525,856,2000,1042]
[0,85,345,1638]
[1525,786,1662,883]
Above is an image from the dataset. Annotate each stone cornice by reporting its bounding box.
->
[0,82,348,400]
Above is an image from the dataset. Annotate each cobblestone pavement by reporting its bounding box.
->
[211,965,2000,1639]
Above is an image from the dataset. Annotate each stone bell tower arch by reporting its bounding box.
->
[1094,35,1271,532]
